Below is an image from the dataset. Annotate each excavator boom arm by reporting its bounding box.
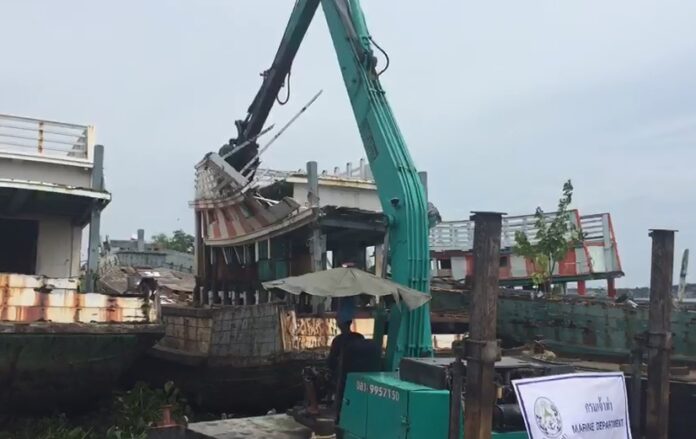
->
[220,0,320,173]
[230,0,432,369]
[239,0,320,140]
[319,0,432,368]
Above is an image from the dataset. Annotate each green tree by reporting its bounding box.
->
[513,180,584,292]
[151,233,169,248]
[151,230,194,254]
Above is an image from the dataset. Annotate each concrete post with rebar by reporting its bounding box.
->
[85,144,104,293]
[463,211,504,439]
[645,229,675,439]
[307,161,324,273]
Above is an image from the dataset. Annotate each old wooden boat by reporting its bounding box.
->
[0,113,163,412]
[130,150,395,413]
[133,303,340,413]
[428,212,696,364]
[0,275,163,412]
[429,282,696,364]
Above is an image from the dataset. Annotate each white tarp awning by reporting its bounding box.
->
[262,267,431,311]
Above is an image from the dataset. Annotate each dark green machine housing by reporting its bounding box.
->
[340,373,449,439]
[339,371,527,439]
[337,356,576,438]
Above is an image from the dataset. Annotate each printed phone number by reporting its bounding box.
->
[356,380,400,401]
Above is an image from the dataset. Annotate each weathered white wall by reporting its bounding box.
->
[36,215,82,277]
[0,158,91,188]
[0,214,81,277]
[293,181,382,212]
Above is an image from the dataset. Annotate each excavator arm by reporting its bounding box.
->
[219,0,320,176]
[319,0,432,368]
[229,0,432,369]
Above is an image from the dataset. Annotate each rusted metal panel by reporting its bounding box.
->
[0,273,156,323]
[280,310,338,351]
[278,312,379,352]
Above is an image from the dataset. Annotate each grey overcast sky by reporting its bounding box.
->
[2,1,695,287]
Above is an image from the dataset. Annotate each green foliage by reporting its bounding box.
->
[0,414,90,439]
[513,180,584,290]
[0,382,189,439]
[104,426,148,439]
[111,381,189,436]
[151,233,169,247]
[151,229,195,254]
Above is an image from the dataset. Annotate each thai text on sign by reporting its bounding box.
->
[513,372,631,439]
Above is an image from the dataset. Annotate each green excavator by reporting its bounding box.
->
[224,1,532,437]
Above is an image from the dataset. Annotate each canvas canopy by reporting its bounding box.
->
[262,267,431,311]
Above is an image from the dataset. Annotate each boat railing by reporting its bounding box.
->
[578,213,613,243]
[326,158,373,181]
[0,113,95,166]
[430,211,614,252]
[253,158,374,190]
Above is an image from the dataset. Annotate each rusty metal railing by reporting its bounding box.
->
[0,113,94,163]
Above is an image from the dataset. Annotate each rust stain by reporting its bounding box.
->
[0,274,9,321]
[74,290,81,322]
[0,274,155,324]
[280,311,338,351]
[38,290,48,321]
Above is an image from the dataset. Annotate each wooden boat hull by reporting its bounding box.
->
[497,294,696,364]
[429,288,696,363]
[126,303,337,414]
[132,347,327,414]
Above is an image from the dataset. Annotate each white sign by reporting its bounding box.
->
[513,372,632,439]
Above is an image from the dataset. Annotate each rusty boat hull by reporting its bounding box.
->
[0,323,163,412]
[0,274,164,413]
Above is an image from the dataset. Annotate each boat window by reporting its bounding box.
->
[257,239,270,260]
[438,258,452,270]
[0,217,38,275]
